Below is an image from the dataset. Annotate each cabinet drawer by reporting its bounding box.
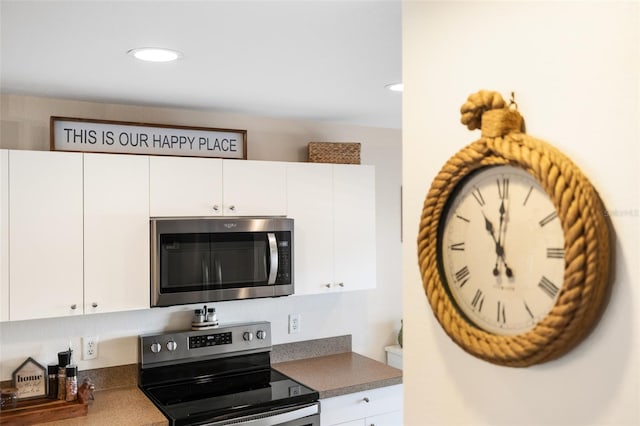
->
[321,385,403,426]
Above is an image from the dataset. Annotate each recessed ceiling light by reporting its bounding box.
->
[385,82,404,92]
[127,47,183,62]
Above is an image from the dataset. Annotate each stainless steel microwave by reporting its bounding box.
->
[150,217,293,307]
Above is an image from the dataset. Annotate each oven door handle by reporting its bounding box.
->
[267,232,278,285]
[202,402,319,426]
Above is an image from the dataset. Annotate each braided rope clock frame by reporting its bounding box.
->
[417,90,611,367]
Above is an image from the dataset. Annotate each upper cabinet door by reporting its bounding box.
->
[9,150,84,321]
[83,153,150,314]
[150,156,223,217]
[333,165,376,291]
[0,150,8,322]
[223,160,287,216]
[286,162,334,294]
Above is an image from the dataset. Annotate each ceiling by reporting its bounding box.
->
[0,1,402,129]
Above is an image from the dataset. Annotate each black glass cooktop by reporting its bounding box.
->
[142,369,318,426]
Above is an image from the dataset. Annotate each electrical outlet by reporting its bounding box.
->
[82,336,99,360]
[288,313,301,334]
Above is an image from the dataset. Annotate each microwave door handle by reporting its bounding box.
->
[202,255,210,284]
[213,256,222,284]
[267,233,278,285]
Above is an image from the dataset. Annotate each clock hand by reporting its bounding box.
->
[483,211,514,278]
[482,212,504,276]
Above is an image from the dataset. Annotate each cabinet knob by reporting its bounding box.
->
[212,205,219,212]
[70,304,77,310]
[337,282,344,287]
[325,283,331,288]
[229,205,236,212]
[91,302,98,308]
[363,397,370,403]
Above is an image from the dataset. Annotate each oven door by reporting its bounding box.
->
[202,402,319,426]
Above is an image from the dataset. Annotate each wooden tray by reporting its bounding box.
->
[0,398,88,425]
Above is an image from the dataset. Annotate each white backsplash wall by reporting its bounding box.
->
[0,95,402,380]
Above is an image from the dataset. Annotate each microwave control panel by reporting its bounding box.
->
[276,238,291,283]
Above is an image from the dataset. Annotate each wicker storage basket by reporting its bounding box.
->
[307,142,361,164]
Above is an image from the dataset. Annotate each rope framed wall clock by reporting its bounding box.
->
[417,90,612,367]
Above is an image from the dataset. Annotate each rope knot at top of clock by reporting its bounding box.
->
[460,90,524,138]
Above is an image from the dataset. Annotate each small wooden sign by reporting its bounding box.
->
[12,357,46,400]
[50,117,247,159]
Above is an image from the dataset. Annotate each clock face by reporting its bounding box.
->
[438,165,565,335]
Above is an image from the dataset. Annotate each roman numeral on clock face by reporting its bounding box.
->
[471,187,485,206]
[547,247,564,259]
[454,266,470,288]
[539,211,558,227]
[497,301,506,324]
[471,289,484,312]
[538,276,559,298]
[524,301,534,319]
[450,242,465,251]
[497,177,509,200]
[523,186,534,206]
[456,214,470,223]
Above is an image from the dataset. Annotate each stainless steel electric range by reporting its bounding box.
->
[138,322,320,426]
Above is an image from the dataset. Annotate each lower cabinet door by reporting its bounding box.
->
[320,385,403,426]
[334,420,365,426]
[364,410,403,426]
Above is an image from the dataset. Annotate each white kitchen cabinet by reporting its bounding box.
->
[332,164,376,292]
[286,163,334,293]
[320,384,403,426]
[0,150,8,322]
[150,156,223,217]
[83,153,150,314]
[287,163,376,295]
[8,150,84,321]
[222,159,287,216]
[363,410,403,426]
[150,157,286,217]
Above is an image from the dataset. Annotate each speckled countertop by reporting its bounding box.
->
[11,335,399,424]
[35,386,167,426]
[273,351,402,399]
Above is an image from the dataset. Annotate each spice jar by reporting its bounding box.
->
[65,365,78,402]
[57,349,72,400]
[47,364,58,399]
[57,366,66,400]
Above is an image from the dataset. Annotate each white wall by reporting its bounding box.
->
[403,1,639,425]
[0,94,402,380]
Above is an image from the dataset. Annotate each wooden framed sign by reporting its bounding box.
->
[50,117,247,159]
[12,357,46,400]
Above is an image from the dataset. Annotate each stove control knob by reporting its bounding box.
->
[166,340,178,352]
[243,331,254,341]
[150,342,162,353]
[256,330,267,340]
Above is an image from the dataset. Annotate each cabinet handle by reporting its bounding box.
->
[212,205,219,212]
[363,397,370,403]
[70,304,77,310]
[337,282,344,287]
[325,283,332,288]
[228,205,236,212]
[91,302,98,308]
